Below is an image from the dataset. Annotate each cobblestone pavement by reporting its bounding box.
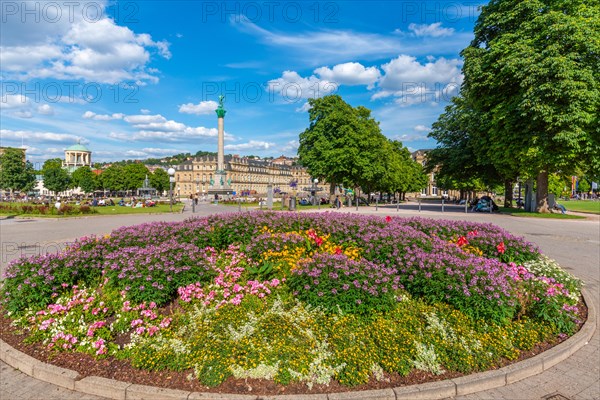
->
[1,202,598,400]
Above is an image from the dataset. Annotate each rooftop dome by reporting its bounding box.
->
[66,142,91,152]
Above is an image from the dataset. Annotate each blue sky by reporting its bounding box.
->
[1,1,482,165]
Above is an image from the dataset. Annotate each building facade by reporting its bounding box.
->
[175,155,326,197]
[63,142,92,173]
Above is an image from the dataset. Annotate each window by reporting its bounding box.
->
[432,186,438,195]
[421,188,427,195]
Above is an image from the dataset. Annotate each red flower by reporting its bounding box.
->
[307,229,318,240]
[496,242,506,254]
[457,236,468,247]
[385,216,392,222]
[315,237,323,246]
[335,247,343,255]
[467,230,478,237]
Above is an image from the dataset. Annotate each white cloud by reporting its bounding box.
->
[295,102,312,113]
[0,94,29,109]
[232,16,402,63]
[179,100,218,115]
[225,140,275,151]
[314,62,381,89]
[82,111,124,120]
[81,111,226,143]
[1,1,170,84]
[140,109,151,114]
[37,104,55,115]
[280,140,300,153]
[394,133,430,142]
[267,70,338,102]
[14,110,33,119]
[1,129,81,144]
[373,55,463,106]
[379,55,462,89]
[408,23,455,38]
[414,125,431,132]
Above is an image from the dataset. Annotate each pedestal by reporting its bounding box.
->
[207,170,232,198]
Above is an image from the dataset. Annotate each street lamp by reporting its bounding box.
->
[312,178,319,206]
[167,167,175,212]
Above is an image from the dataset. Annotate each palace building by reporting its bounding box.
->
[174,155,326,197]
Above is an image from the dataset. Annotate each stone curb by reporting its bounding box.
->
[1,288,595,400]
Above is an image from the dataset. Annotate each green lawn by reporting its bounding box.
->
[560,200,600,214]
[0,202,184,217]
[499,207,585,219]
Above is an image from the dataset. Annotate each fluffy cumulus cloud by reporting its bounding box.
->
[178,100,218,115]
[1,94,56,118]
[373,55,463,106]
[267,70,338,102]
[314,62,381,89]
[0,1,170,84]
[408,23,455,38]
[84,111,223,143]
[225,140,275,151]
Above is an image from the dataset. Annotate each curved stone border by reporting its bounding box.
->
[1,288,596,400]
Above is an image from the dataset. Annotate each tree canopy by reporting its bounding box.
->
[458,0,600,211]
[0,148,36,193]
[42,158,71,195]
[71,166,97,194]
[298,95,426,197]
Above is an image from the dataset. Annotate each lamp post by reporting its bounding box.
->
[312,178,319,207]
[167,167,175,212]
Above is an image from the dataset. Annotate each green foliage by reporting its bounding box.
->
[298,95,390,193]
[122,163,150,191]
[41,158,71,194]
[71,166,96,193]
[460,0,600,210]
[149,168,169,193]
[99,165,126,191]
[0,148,36,192]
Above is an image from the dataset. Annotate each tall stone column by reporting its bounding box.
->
[217,115,224,171]
[215,95,227,172]
[209,95,231,196]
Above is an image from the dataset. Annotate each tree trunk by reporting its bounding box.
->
[504,179,513,208]
[536,170,550,213]
[329,182,336,196]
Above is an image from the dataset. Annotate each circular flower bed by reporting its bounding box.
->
[1,212,583,389]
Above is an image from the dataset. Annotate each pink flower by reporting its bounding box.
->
[131,319,143,327]
[496,242,506,254]
[135,326,145,335]
[385,216,392,223]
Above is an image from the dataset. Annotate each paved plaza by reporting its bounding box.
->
[1,201,598,399]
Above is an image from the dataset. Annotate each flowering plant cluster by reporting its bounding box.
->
[1,212,584,389]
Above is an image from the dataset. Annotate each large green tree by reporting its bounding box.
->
[71,166,96,194]
[379,140,428,199]
[99,165,126,191]
[42,159,71,195]
[0,148,36,193]
[298,95,390,195]
[122,163,150,191]
[461,0,600,212]
[150,168,169,193]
